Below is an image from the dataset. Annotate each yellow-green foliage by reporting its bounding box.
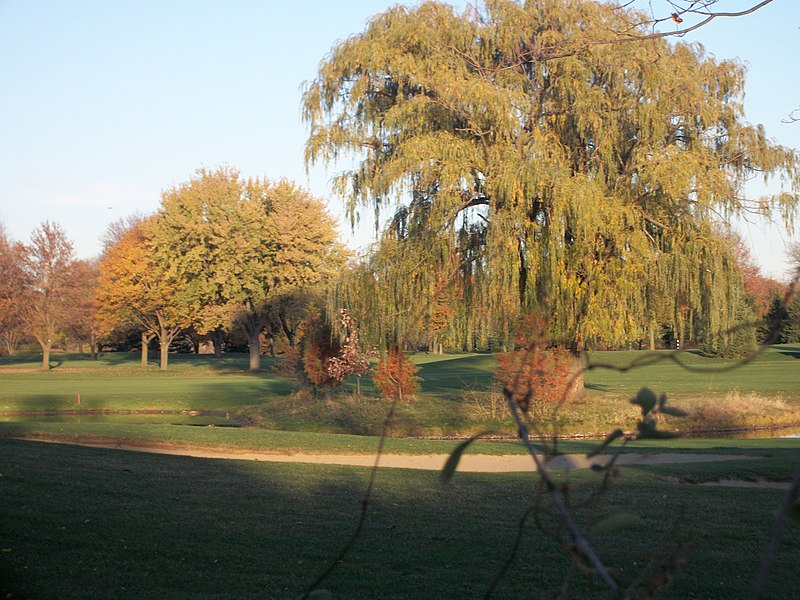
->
[305,0,798,350]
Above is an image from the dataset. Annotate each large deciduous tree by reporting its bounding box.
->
[62,259,101,358]
[303,0,798,355]
[0,224,28,356]
[734,235,782,318]
[20,222,77,369]
[147,167,344,371]
[96,219,194,370]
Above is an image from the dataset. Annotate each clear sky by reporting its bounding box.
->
[1,0,798,278]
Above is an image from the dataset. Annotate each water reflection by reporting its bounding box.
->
[0,412,239,426]
[683,426,800,440]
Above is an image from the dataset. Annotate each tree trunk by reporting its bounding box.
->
[159,325,170,371]
[247,330,261,371]
[90,333,98,360]
[649,324,656,351]
[41,341,52,370]
[211,327,224,358]
[567,348,584,399]
[141,332,149,368]
[160,344,169,370]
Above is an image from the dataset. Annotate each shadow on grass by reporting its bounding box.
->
[2,438,798,599]
[584,383,612,392]
[0,352,283,375]
[417,354,496,394]
[778,345,800,359]
[0,438,550,599]
[161,353,283,375]
[0,394,84,411]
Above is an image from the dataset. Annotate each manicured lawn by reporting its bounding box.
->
[581,344,800,396]
[0,353,290,415]
[1,437,798,599]
[2,349,797,599]
[1,346,799,439]
[0,418,797,459]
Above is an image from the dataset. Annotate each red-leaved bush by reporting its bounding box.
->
[299,306,340,392]
[327,309,375,394]
[495,316,572,417]
[373,347,420,402]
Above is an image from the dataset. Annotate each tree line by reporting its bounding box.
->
[0,169,348,372]
[2,0,799,378]
[1,171,797,375]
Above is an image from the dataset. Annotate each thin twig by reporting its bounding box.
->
[484,504,535,598]
[300,396,399,599]
[749,463,800,600]
[505,390,626,598]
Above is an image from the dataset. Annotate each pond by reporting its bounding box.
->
[0,410,247,427]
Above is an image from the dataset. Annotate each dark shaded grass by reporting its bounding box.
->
[2,439,799,599]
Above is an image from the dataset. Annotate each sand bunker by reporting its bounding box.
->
[33,438,760,473]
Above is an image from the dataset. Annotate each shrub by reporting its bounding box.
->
[373,347,420,402]
[298,306,341,393]
[495,316,572,419]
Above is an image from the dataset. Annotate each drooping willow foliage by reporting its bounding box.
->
[305,0,798,350]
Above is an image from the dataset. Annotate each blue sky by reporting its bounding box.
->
[1,1,798,278]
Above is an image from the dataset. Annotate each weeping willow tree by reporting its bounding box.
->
[304,0,798,352]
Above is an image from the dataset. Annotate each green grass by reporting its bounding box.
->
[0,352,290,414]
[582,345,800,396]
[0,421,528,455]
[1,418,795,458]
[3,350,797,598]
[1,347,799,441]
[1,437,798,599]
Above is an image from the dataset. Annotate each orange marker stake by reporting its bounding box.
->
[77,394,81,405]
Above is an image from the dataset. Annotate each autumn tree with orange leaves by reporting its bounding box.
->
[327,309,375,395]
[62,259,101,357]
[0,224,28,356]
[373,347,420,403]
[96,219,194,370]
[19,223,79,369]
[495,316,573,421]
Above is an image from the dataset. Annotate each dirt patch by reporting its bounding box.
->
[24,438,760,473]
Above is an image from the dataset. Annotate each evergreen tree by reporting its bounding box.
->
[785,294,800,344]
[759,295,790,345]
[703,294,758,358]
